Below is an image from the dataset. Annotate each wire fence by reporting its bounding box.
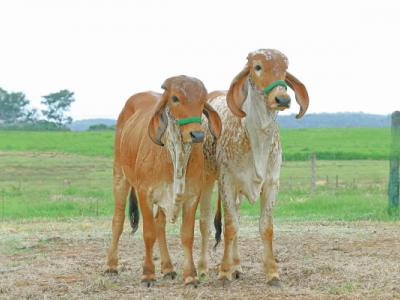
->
[0,155,392,220]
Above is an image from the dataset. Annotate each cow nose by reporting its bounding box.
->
[275,96,291,107]
[190,131,205,143]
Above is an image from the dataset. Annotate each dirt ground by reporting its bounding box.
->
[0,218,399,300]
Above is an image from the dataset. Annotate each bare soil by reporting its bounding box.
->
[1,218,399,299]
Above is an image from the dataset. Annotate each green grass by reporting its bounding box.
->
[0,128,391,160]
[280,128,391,160]
[0,131,115,157]
[0,151,397,221]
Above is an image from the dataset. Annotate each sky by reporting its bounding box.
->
[0,0,399,120]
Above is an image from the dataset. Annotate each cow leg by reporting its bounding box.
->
[106,165,130,273]
[218,177,238,283]
[181,198,200,286]
[155,207,176,279]
[138,192,157,286]
[197,180,214,277]
[231,198,243,279]
[260,181,280,285]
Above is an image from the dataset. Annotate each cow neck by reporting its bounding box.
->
[165,108,192,199]
[242,80,278,182]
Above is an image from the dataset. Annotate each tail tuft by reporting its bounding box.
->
[213,194,222,250]
[128,188,139,234]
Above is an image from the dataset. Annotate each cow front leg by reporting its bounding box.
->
[260,181,280,285]
[138,193,157,287]
[197,181,214,277]
[155,207,176,279]
[106,166,130,273]
[181,198,200,286]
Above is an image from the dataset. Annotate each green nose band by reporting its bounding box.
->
[263,80,288,95]
[176,116,202,126]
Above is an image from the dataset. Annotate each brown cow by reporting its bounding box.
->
[105,75,222,287]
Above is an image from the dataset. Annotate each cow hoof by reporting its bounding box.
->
[232,270,243,279]
[163,271,177,280]
[217,276,231,287]
[185,277,200,288]
[141,278,156,288]
[267,276,281,287]
[104,268,118,275]
[199,272,208,280]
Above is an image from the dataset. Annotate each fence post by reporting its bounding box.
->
[311,153,317,193]
[388,111,400,215]
[1,190,4,222]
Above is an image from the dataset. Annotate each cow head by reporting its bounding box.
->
[148,75,221,198]
[227,49,309,119]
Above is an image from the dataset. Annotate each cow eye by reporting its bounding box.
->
[172,95,179,103]
[254,65,262,71]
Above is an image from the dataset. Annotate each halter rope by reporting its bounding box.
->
[249,77,288,95]
[176,116,202,126]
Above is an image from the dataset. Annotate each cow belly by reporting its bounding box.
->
[223,156,265,204]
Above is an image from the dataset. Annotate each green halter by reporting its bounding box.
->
[176,116,202,126]
[263,80,288,95]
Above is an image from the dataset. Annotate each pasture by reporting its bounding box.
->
[0,129,399,299]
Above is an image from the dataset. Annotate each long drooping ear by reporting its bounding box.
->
[203,103,222,139]
[148,94,168,146]
[285,71,309,119]
[226,64,250,118]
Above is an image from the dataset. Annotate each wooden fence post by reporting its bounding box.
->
[311,153,316,193]
[388,111,400,215]
[1,190,4,222]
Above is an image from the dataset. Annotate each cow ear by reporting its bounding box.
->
[285,71,309,119]
[226,64,250,118]
[203,103,222,139]
[148,87,169,146]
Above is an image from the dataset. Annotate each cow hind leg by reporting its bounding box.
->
[106,167,130,273]
[217,178,239,284]
[155,207,176,280]
[137,191,157,286]
[231,199,243,279]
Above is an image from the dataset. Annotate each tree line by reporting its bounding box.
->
[0,87,75,130]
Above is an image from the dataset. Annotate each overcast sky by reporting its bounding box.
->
[0,0,399,120]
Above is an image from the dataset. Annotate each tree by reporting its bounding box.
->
[0,88,30,123]
[87,123,115,131]
[24,108,39,123]
[41,89,75,127]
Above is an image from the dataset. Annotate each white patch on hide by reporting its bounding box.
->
[205,80,282,207]
[149,108,194,223]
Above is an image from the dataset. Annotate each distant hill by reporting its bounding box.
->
[277,112,390,128]
[69,119,116,131]
[69,113,391,131]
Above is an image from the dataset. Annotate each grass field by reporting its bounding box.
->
[0,128,397,221]
[0,151,396,221]
[0,128,391,160]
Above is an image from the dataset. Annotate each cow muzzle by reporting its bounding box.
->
[190,131,205,143]
[275,96,291,108]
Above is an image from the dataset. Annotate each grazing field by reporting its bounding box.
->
[0,128,391,160]
[0,151,395,221]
